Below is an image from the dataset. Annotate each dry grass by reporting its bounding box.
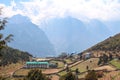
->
[42,69,61,74]
[99,71,120,80]
[71,58,99,72]
[94,65,116,71]
[0,62,24,77]
[51,75,59,80]
[110,60,120,69]
[14,69,31,76]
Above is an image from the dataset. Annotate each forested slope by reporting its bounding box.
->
[0,47,32,66]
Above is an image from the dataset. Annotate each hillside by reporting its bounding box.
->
[0,47,32,66]
[83,33,120,56]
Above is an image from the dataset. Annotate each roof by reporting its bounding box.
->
[36,58,50,61]
[26,61,49,65]
[86,52,91,54]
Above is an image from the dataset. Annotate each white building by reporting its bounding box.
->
[84,52,92,59]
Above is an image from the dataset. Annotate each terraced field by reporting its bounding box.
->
[12,58,120,80]
[58,58,99,77]
[71,58,99,72]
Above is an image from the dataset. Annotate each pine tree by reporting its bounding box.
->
[0,8,13,58]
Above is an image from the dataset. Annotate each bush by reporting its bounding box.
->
[85,70,98,80]
[0,76,6,80]
[96,71,104,78]
[60,72,76,80]
[24,69,50,80]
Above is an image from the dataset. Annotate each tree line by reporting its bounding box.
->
[0,47,32,66]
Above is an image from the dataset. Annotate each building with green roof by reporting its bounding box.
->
[25,61,49,68]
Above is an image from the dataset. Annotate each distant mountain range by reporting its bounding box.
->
[2,15,56,57]
[1,14,120,57]
[39,17,113,54]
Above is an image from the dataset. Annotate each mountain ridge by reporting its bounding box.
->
[39,17,112,54]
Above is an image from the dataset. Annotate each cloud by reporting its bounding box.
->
[0,0,120,25]
[0,0,23,18]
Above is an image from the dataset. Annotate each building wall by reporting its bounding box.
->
[25,62,49,68]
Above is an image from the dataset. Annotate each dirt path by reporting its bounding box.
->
[68,60,83,68]
[42,69,62,74]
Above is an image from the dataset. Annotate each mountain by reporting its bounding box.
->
[2,15,118,57]
[39,17,111,54]
[82,33,120,56]
[2,14,56,57]
[0,47,32,66]
[40,17,90,54]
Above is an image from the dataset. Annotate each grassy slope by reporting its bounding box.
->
[71,58,99,72]
[110,60,120,69]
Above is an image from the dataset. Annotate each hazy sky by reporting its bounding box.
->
[0,0,120,26]
[1,0,120,55]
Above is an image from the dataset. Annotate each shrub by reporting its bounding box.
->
[96,71,104,78]
[60,72,76,80]
[24,69,50,80]
[85,70,98,80]
[0,76,6,80]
